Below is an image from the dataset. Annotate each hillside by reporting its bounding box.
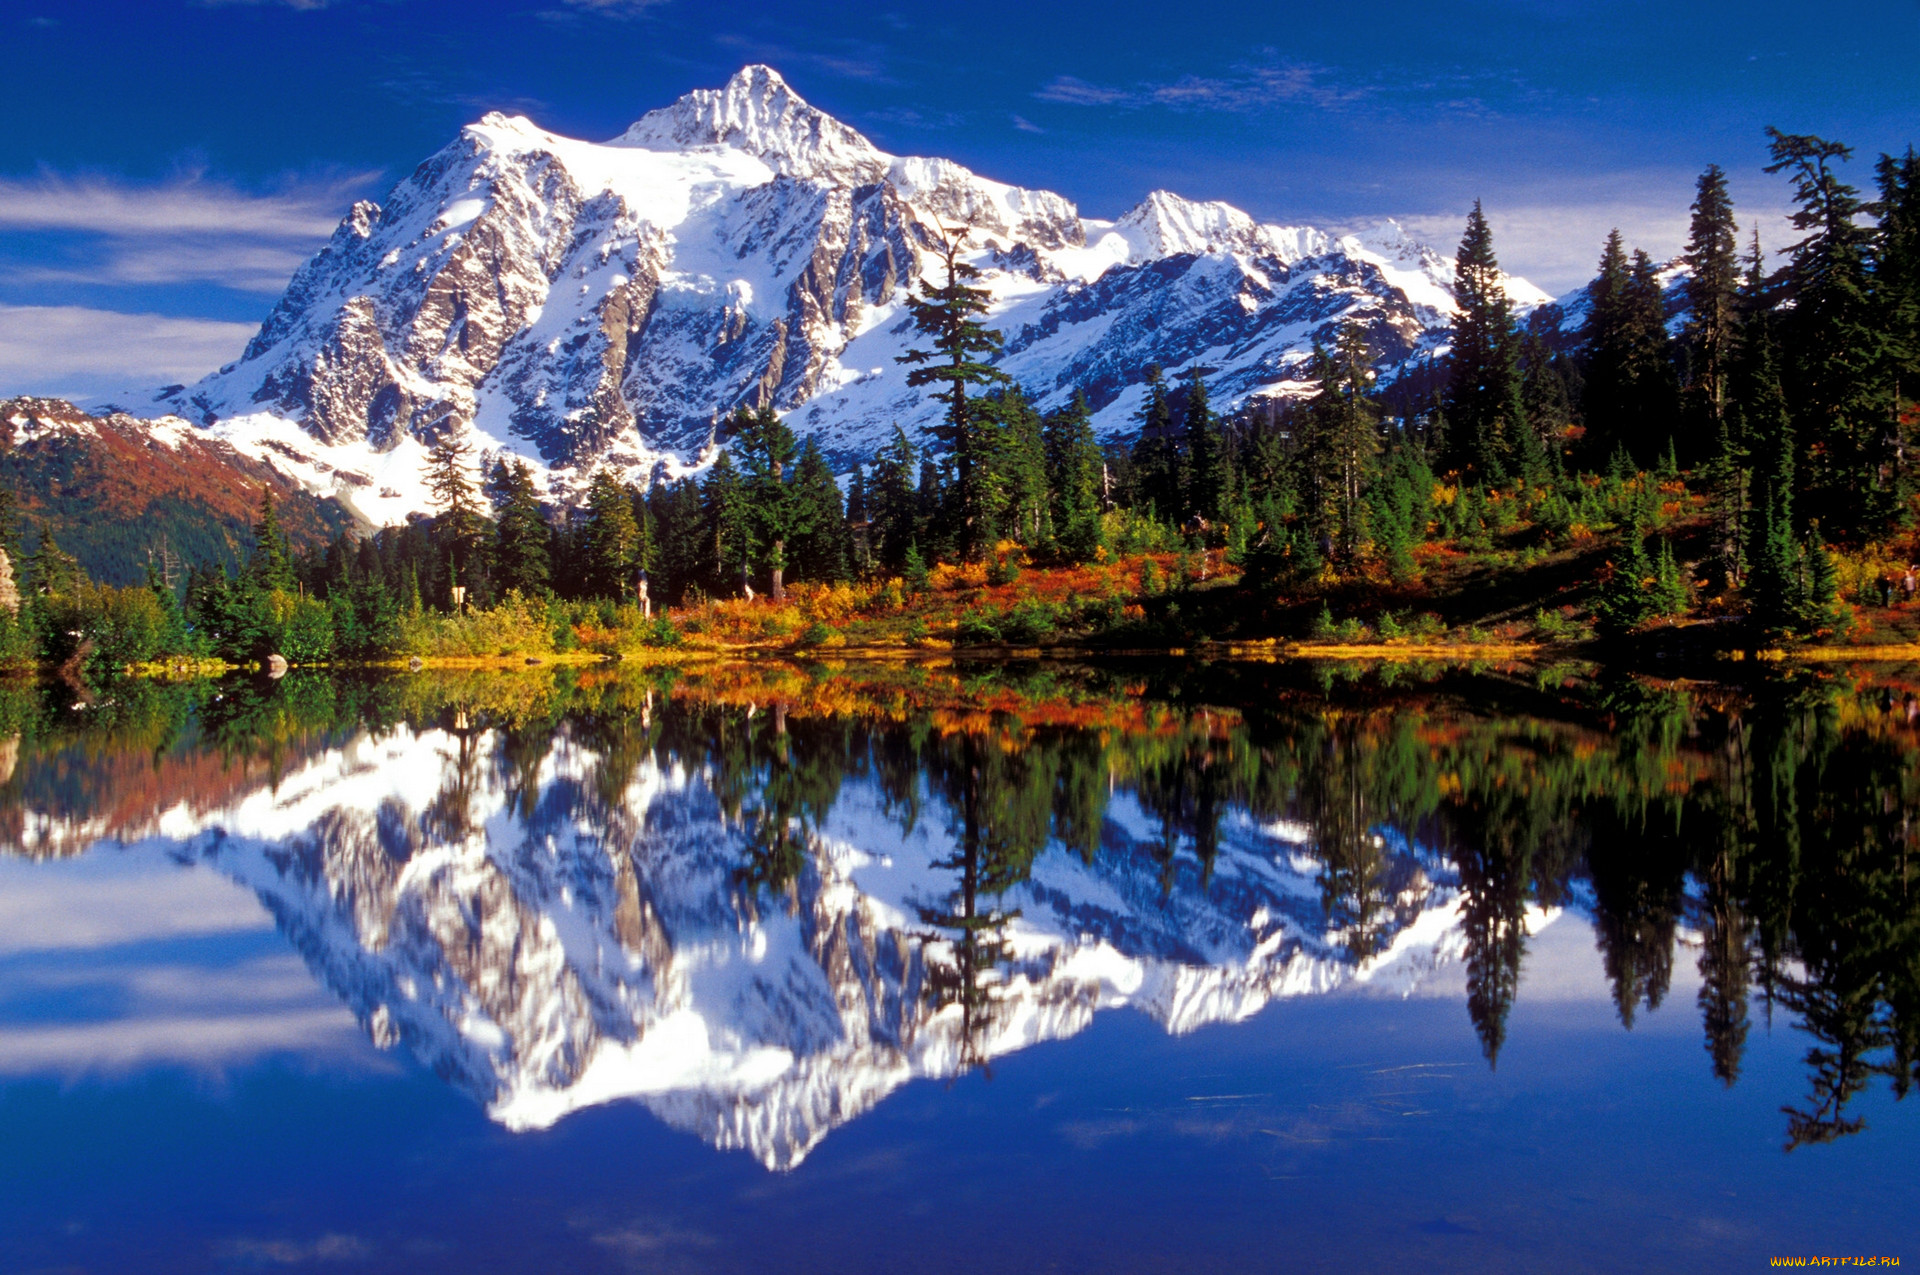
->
[0,397,356,585]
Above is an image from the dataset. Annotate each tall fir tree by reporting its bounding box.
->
[726,404,806,599]
[581,470,640,599]
[1181,366,1224,523]
[1444,202,1529,480]
[1580,233,1680,468]
[1130,366,1183,521]
[650,477,708,603]
[789,439,851,583]
[993,384,1049,545]
[1681,165,1743,461]
[1766,128,1896,537]
[424,434,484,605]
[700,450,756,595]
[487,458,550,597]
[1302,324,1380,565]
[1741,329,1803,638]
[897,232,1009,561]
[1874,147,1920,438]
[867,428,920,572]
[249,486,296,593]
[1042,393,1105,562]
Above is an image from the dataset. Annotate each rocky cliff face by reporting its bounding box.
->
[152,64,1548,522]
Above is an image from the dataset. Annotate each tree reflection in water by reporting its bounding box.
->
[0,659,1915,1148]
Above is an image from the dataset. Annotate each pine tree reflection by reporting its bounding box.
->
[915,731,1042,1075]
[9,663,1918,1147]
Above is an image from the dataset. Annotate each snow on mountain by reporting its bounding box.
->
[26,716,1532,1171]
[153,65,1551,521]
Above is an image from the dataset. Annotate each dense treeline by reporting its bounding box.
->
[1,127,1913,672]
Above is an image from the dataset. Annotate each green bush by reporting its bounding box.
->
[955,610,1002,644]
[998,599,1060,644]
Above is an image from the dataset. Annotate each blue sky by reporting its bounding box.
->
[2,0,1916,400]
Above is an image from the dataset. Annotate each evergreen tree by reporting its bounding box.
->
[488,458,550,596]
[844,464,873,576]
[1519,328,1575,472]
[1595,522,1656,636]
[1130,367,1183,522]
[1444,202,1529,480]
[1767,128,1896,537]
[993,384,1049,545]
[423,434,483,604]
[1042,393,1104,562]
[789,439,851,583]
[28,524,81,596]
[1583,236,1680,468]
[897,233,1009,561]
[1651,535,1691,618]
[727,405,806,599]
[700,451,756,595]
[1799,529,1847,636]
[1877,147,1920,412]
[1743,327,1804,639]
[867,428,920,572]
[581,470,640,599]
[1301,324,1380,565]
[249,486,295,593]
[0,485,21,569]
[651,477,708,603]
[1181,366,1224,523]
[1681,164,1743,460]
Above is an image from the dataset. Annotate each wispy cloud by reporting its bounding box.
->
[1036,57,1374,114]
[0,170,350,238]
[214,1234,374,1266]
[0,304,257,400]
[1035,52,1535,119]
[862,106,964,131]
[195,0,336,9]
[548,0,675,15]
[1392,185,1796,295]
[712,33,897,85]
[1010,114,1045,135]
[0,168,368,295]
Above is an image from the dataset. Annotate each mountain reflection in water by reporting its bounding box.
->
[1,659,1916,1168]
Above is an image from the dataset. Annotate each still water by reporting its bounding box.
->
[0,659,1915,1272]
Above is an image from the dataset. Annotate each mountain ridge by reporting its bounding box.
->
[113,65,1553,526]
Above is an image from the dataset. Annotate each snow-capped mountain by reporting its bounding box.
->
[156,65,1550,523]
[19,712,1534,1170]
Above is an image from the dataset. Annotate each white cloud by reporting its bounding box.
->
[0,169,370,295]
[1391,190,1796,297]
[0,171,350,238]
[0,304,256,401]
[0,856,271,954]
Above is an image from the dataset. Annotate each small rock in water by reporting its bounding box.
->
[267,653,289,679]
[525,656,542,665]
[408,656,424,672]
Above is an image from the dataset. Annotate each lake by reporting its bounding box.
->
[0,658,1915,1272]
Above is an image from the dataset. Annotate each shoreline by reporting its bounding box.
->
[78,637,1920,680]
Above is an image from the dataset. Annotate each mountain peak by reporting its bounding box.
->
[610,64,888,183]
